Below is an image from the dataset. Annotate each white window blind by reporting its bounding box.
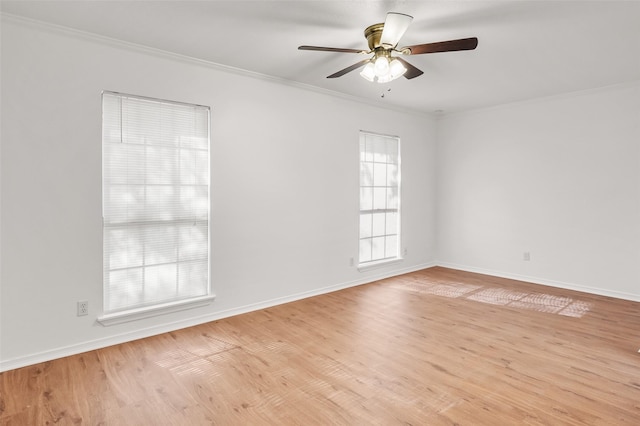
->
[359,131,401,265]
[102,92,210,316]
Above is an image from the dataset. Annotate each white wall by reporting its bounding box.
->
[4,14,638,373]
[0,17,437,371]
[436,82,640,300]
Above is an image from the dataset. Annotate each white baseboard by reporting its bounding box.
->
[4,260,636,372]
[435,261,640,302]
[0,261,435,373]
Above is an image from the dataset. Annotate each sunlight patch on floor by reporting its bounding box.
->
[151,348,222,377]
[391,281,592,318]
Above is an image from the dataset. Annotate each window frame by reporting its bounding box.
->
[99,91,214,325]
[358,131,402,269]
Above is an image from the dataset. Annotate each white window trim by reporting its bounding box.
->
[97,295,216,326]
[357,257,404,273]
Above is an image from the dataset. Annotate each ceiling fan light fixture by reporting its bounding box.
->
[361,56,406,83]
[360,62,376,82]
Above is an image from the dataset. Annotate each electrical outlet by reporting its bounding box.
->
[77,300,89,316]
[523,252,531,261]
[349,257,354,267]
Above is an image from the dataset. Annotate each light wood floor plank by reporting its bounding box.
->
[1,267,640,424]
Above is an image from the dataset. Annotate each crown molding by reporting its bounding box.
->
[1,12,431,119]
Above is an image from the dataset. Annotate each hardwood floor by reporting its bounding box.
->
[1,267,639,425]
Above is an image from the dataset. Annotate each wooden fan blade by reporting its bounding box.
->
[380,12,413,48]
[402,37,478,55]
[327,59,372,78]
[298,45,367,54]
[395,57,424,79]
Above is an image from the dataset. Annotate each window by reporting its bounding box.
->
[359,131,401,265]
[101,92,212,322]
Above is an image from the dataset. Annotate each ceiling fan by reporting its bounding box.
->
[298,12,478,83]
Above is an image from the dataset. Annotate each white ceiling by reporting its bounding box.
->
[2,0,640,114]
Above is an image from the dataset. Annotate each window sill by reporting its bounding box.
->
[97,295,216,326]
[358,257,403,272]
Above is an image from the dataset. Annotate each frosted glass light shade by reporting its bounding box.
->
[389,59,407,79]
[374,56,390,77]
[360,62,376,81]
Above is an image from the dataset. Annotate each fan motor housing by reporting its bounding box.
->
[364,23,385,50]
